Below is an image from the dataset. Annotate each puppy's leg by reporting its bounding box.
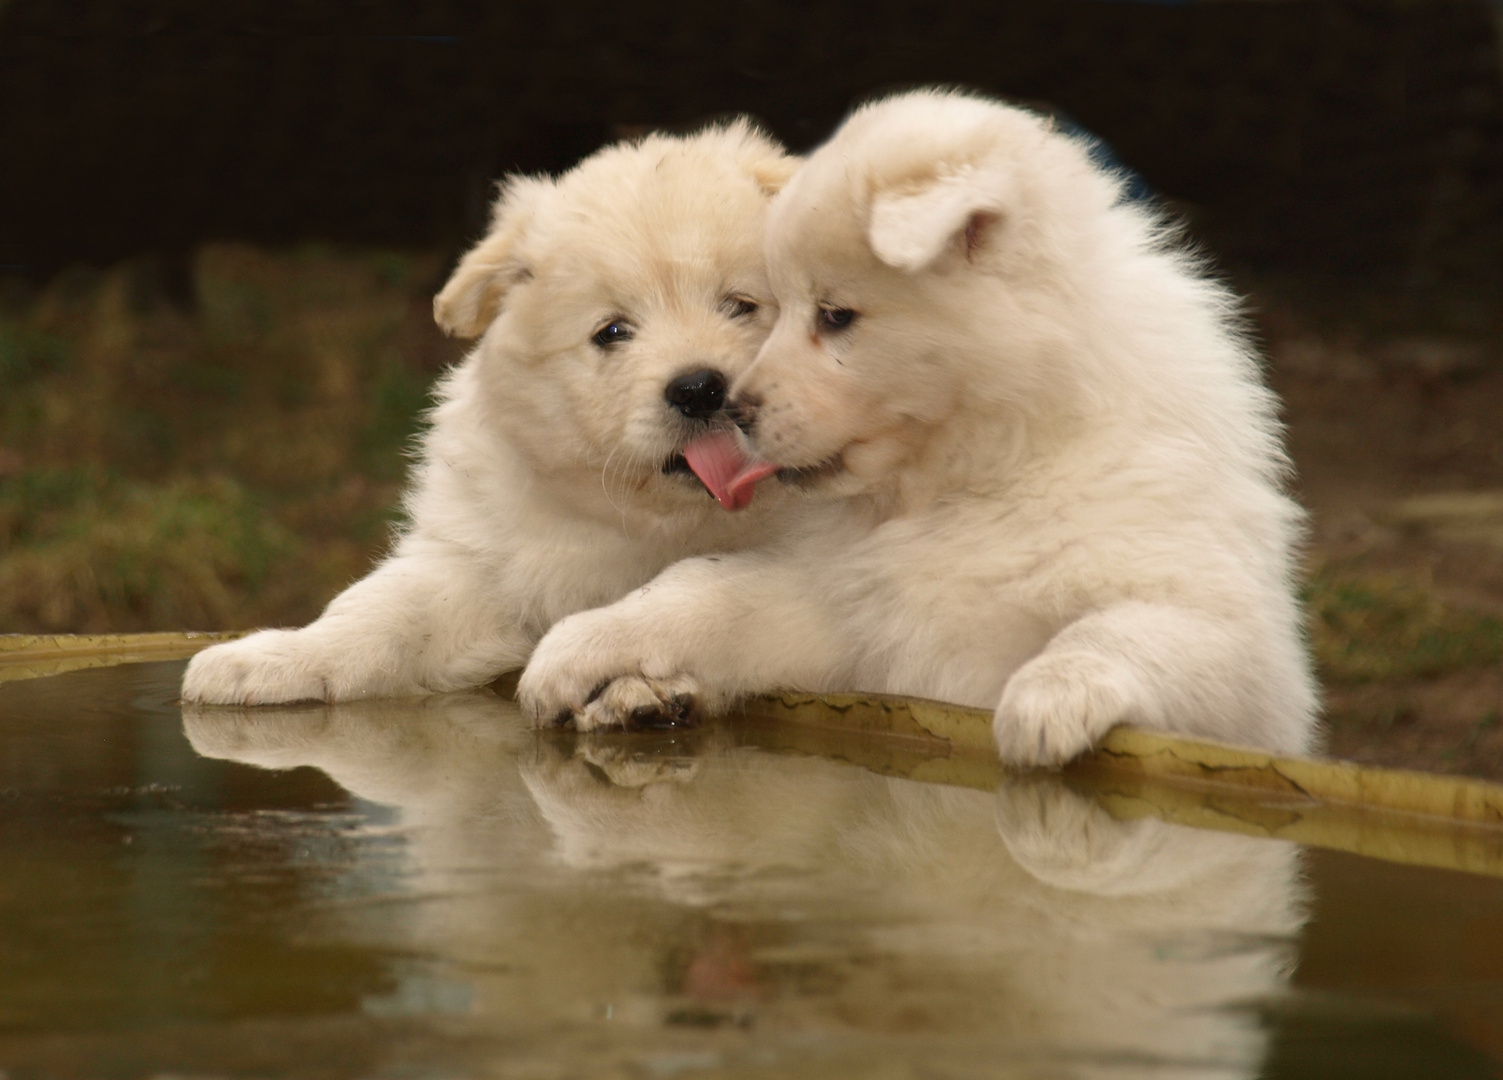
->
[518,554,844,728]
[182,543,530,705]
[993,602,1314,767]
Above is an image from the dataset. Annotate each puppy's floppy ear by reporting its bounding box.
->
[867,164,1010,273]
[722,118,800,196]
[433,178,546,338]
[747,154,800,197]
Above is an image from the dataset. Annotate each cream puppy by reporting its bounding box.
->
[518,90,1318,765]
[183,123,798,707]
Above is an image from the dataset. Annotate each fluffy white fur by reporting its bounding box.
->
[182,123,799,706]
[518,90,1319,765]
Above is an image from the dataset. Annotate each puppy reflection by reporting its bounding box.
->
[185,694,1304,1078]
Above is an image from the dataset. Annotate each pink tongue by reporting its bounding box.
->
[682,431,778,511]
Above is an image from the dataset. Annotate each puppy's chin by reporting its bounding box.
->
[773,455,844,491]
[764,433,908,499]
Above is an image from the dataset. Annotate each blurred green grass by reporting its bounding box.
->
[1306,566,1503,684]
[0,245,462,632]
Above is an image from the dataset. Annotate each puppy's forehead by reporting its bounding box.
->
[540,144,768,292]
[766,162,871,285]
[765,94,1063,291]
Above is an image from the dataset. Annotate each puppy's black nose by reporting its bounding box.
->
[664,368,727,420]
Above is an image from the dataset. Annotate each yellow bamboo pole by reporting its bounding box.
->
[0,631,249,683]
[7,633,1503,877]
[740,691,1503,878]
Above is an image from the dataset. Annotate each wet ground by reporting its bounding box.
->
[3,660,1503,1079]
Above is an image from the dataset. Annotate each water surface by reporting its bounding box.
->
[2,661,1501,1078]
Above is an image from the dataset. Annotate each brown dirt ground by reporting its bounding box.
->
[1264,305,1503,780]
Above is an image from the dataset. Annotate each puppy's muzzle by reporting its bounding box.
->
[728,392,760,434]
[664,368,727,420]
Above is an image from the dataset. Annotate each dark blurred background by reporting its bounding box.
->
[3,0,1503,773]
[5,0,1503,301]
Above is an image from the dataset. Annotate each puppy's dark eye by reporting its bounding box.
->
[724,296,758,319]
[818,307,857,331]
[592,320,634,348]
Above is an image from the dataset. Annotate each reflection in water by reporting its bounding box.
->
[183,689,1305,1079]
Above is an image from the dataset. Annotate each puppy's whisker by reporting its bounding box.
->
[599,445,628,519]
[601,445,652,536]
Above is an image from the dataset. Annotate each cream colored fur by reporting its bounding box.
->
[518,90,1319,765]
[182,123,798,705]
[184,694,1303,1077]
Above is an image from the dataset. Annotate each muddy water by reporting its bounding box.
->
[1,661,1501,1079]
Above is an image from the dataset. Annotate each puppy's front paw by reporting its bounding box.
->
[181,630,333,706]
[993,651,1139,768]
[577,673,700,732]
[517,612,635,726]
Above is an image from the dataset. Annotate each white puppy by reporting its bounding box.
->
[519,90,1318,765]
[183,123,799,707]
